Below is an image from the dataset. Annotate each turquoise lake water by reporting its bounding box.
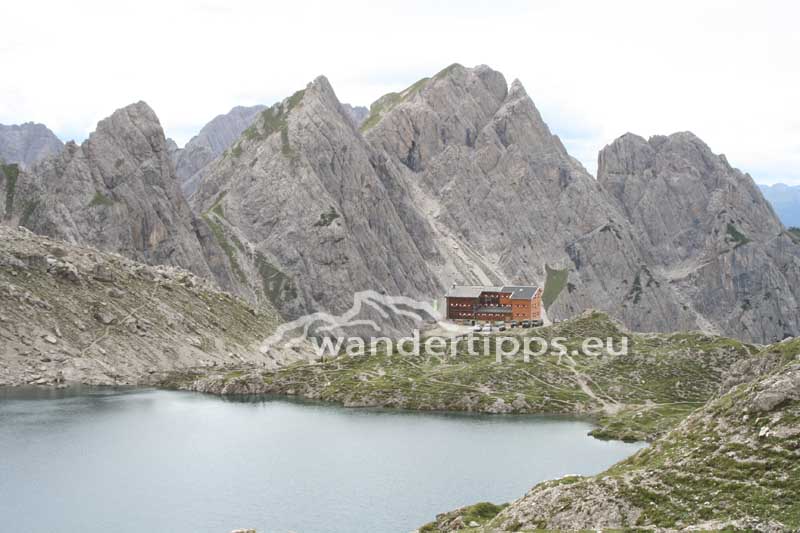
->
[0,387,645,533]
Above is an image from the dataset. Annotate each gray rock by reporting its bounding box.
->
[751,373,800,413]
[192,77,442,325]
[598,132,800,343]
[0,122,64,168]
[93,309,117,325]
[364,64,694,336]
[171,105,266,197]
[3,64,797,344]
[187,63,798,343]
[0,224,297,387]
[340,103,369,128]
[0,102,244,303]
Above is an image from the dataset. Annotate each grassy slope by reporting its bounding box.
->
[359,64,463,132]
[181,312,756,442]
[541,265,568,310]
[477,341,800,532]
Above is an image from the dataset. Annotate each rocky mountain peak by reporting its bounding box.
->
[189,74,443,321]
[0,102,250,298]
[598,129,799,342]
[363,64,509,172]
[82,101,174,189]
[94,101,164,145]
[4,64,797,344]
[599,130,784,248]
[506,78,527,98]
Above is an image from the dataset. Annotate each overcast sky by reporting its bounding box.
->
[1,0,798,184]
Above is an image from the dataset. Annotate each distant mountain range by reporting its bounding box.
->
[0,122,63,168]
[759,183,800,228]
[2,63,799,343]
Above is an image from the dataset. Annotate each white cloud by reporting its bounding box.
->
[1,0,798,184]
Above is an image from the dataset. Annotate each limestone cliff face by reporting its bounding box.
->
[599,132,800,342]
[0,102,241,297]
[363,64,694,335]
[191,77,442,319]
[0,122,64,168]
[187,64,797,342]
[171,105,266,198]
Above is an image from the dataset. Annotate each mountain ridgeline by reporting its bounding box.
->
[168,104,266,198]
[1,63,798,343]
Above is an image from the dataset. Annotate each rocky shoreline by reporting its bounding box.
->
[416,345,800,532]
[159,312,765,443]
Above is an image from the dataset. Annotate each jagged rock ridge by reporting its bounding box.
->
[191,78,443,321]
[185,63,799,343]
[598,132,800,342]
[170,102,370,198]
[170,105,266,197]
[3,64,798,343]
[0,102,246,302]
[362,64,696,336]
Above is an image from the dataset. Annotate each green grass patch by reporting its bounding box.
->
[461,501,508,523]
[255,252,297,306]
[542,265,568,310]
[235,311,754,442]
[224,370,244,383]
[202,212,246,283]
[242,89,305,148]
[726,223,750,248]
[360,76,431,132]
[209,191,228,220]
[433,62,464,80]
[313,206,340,227]
[420,501,508,532]
[2,163,20,218]
[88,191,115,208]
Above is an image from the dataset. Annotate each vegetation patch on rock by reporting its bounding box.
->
[2,163,20,218]
[541,265,567,310]
[725,222,751,248]
[88,191,115,208]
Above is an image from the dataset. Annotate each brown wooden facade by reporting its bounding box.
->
[445,285,543,323]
